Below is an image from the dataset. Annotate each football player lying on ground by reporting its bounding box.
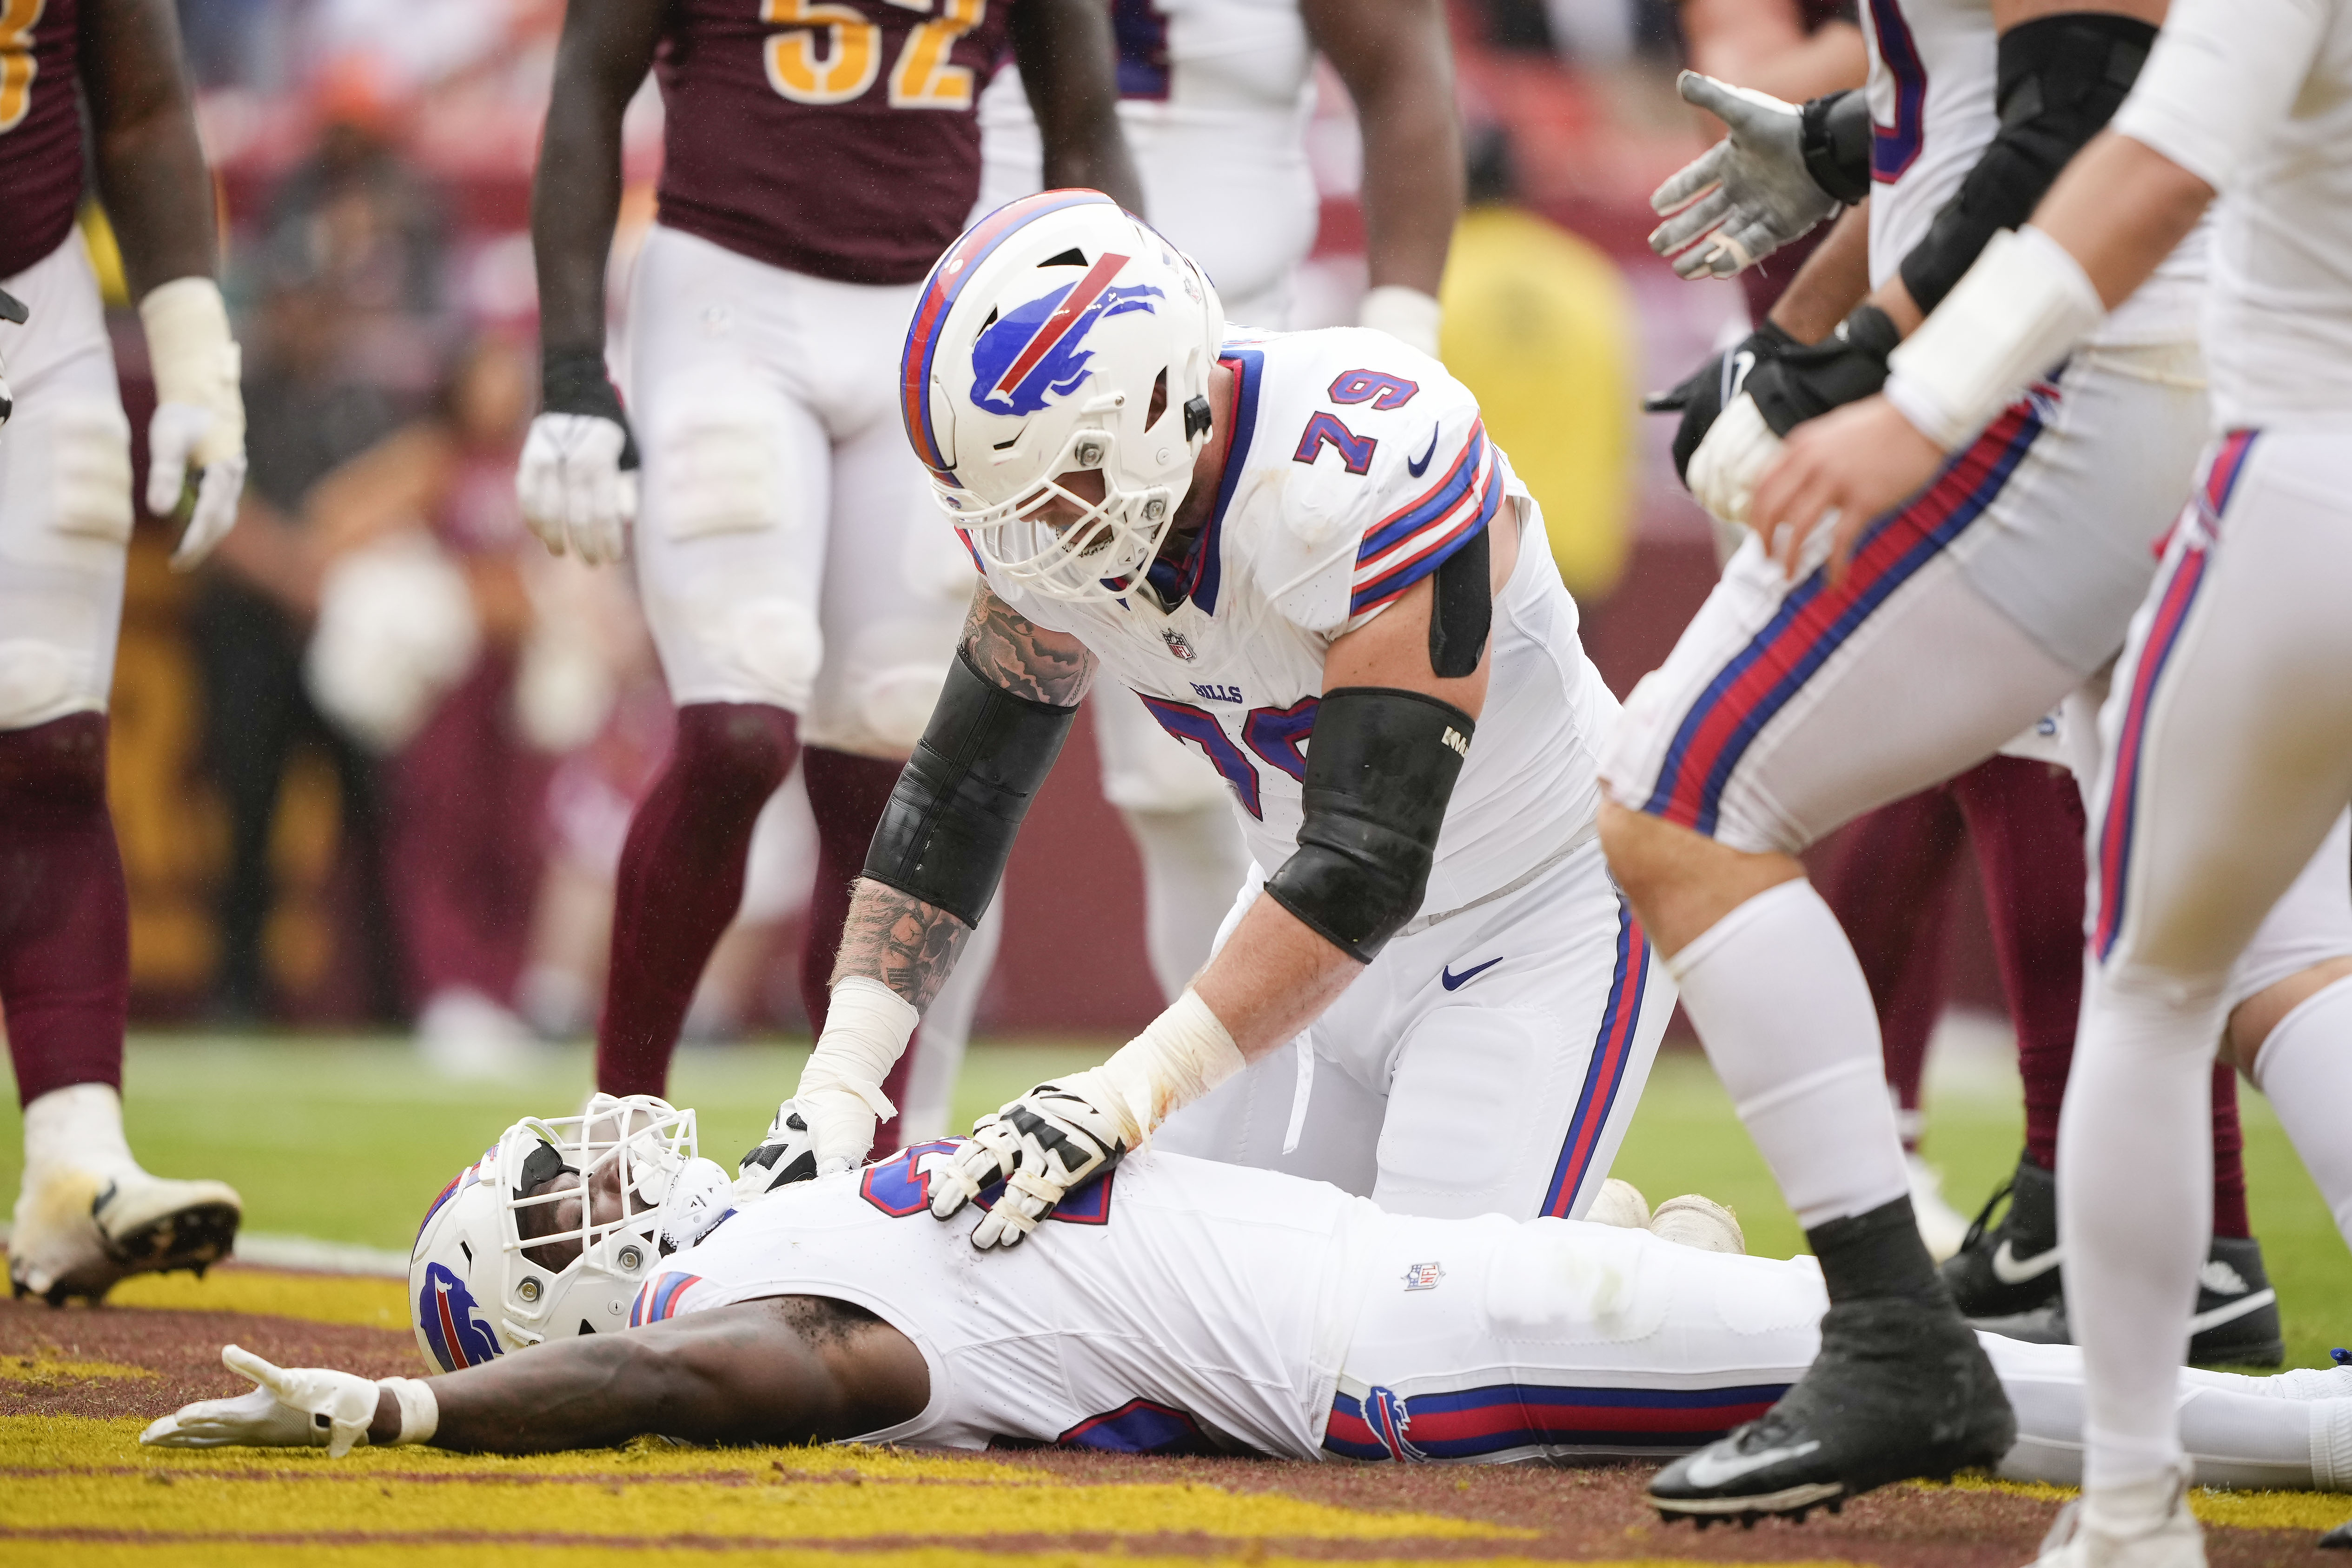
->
[742,189,1673,1240]
[143,1097,2352,1508]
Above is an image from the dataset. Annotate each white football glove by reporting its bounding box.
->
[0,282,24,429]
[518,413,637,567]
[1650,73,1841,280]
[140,1346,382,1457]
[1685,392,1785,527]
[929,1079,1129,1249]
[139,278,247,571]
[655,1155,737,1250]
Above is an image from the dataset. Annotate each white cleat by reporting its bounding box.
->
[1910,1152,1972,1262]
[9,1165,243,1305]
[1648,1193,1746,1254]
[1587,1178,1650,1229]
[2029,1485,2205,1568]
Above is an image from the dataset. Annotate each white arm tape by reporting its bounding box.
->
[137,277,244,461]
[1092,988,1244,1148]
[1883,227,2103,451]
[1359,286,1444,358]
[799,975,918,1120]
[376,1377,439,1446]
[2111,0,2325,195]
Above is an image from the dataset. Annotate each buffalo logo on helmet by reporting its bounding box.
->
[969,252,1162,417]
[418,1261,502,1372]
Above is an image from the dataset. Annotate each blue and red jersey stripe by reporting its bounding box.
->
[1542,902,1653,1218]
[629,1271,704,1328]
[1325,1379,1786,1461]
[2094,430,2257,959]
[1639,398,2047,838]
[1351,426,1498,618]
[899,189,1118,484]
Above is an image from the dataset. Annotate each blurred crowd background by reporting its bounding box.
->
[94,0,1950,1052]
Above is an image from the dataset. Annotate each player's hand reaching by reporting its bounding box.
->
[931,1079,1133,1248]
[1750,395,1948,582]
[140,1346,385,1457]
[1645,321,1798,488]
[518,346,639,567]
[139,278,248,572]
[1650,74,1839,279]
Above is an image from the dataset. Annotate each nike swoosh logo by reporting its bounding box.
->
[1721,348,1757,404]
[2190,1287,2277,1336]
[1440,957,1502,991]
[1406,428,1441,478]
[1990,1240,2063,1285]
[1681,1438,1823,1489]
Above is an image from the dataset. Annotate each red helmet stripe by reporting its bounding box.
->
[989,251,1129,400]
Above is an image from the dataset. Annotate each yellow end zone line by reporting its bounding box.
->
[1,1550,1833,1568]
[1928,1474,2352,1533]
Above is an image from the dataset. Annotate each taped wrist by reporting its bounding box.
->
[540,346,639,467]
[1746,304,1901,436]
[1262,687,1473,963]
[863,648,1077,927]
[801,976,917,1121]
[1897,13,2154,314]
[1092,989,1244,1146]
[1798,89,1873,205]
[376,1377,438,1446]
[1885,225,2101,450]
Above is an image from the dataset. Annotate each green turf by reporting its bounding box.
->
[4,1028,2347,1368]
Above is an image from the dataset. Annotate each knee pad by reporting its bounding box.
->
[50,397,134,546]
[700,596,824,709]
[651,383,798,543]
[0,640,93,731]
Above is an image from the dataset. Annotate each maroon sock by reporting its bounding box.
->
[799,747,911,1135]
[595,703,797,1098]
[2210,1059,2251,1239]
[1951,757,2086,1173]
[1820,788,1966,1144]
[0,715,129,1107]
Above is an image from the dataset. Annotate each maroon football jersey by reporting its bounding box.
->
[655,0,1018,287]
[0,0,87,279]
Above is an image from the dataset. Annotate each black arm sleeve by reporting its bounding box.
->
[1262,688,1473,964]
[1896,13,2155,314]
[861,649,1078,928]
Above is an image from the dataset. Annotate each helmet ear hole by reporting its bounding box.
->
[1147,368,1168,429]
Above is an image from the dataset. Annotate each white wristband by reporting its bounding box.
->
[800,975,918,1121]
[1883,226,2103,451]
[1092,988,1245,1148]
[1359,285,1444,358]
[137,277,244,463]
[376,1376,439,1446]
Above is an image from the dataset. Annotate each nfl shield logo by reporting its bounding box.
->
[1161,630,1197,662]
[1402,1261,1444,1291]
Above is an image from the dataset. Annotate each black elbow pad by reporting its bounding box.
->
[1899,13,2155,313]
[862,648,1078,928]
[1799,89,1874,207]
[1263,687,1474,964]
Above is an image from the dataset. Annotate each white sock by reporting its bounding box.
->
[21,1082,138,1183]
[1122,805,1251,1004]
[2250,976,2352,1243]
[2062,965,2227,1491]
[2083,1471,2189,1534]
[1666,880,1909,1228]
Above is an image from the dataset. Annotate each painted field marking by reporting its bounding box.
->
[0,1348,156,1384]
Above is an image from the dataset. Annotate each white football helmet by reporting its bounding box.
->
[408,1094,695,1368]
[900,189,1225,605]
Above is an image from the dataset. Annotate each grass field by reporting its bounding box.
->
[5,1022,2351,1564]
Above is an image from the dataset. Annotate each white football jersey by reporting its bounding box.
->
[978,327,1617,920]
[2116,0,2352,428]
[642,1143,1371,1456]
[975,0,1318,318]
[1859,0,2202,345]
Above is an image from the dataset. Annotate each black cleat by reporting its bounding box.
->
[1651,1295,2016,1522]
[1941,1155,2062,1320]
[2322,1519,2352,1549]
[1972,1235,2284,1367]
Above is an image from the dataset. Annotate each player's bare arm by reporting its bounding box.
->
[82,0,248,568]
[1014,0,1145,212]
[1302,0,1461,306]
[517,0,665,564]
[962,581,1100,706]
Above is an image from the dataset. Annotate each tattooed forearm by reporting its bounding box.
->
[832,880,975,1013]
[962,585,1097,706]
